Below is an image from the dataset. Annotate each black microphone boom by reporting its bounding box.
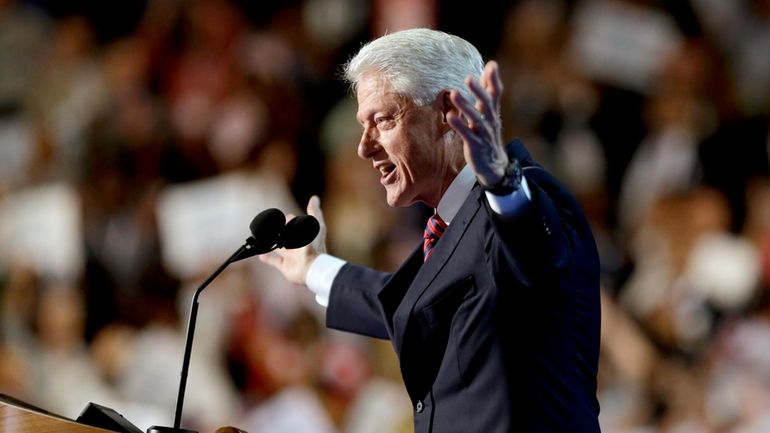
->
[148,207,290,433]
[148,208,321,433]
[147,243,250,433]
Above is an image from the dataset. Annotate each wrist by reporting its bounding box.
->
[480,158,522,196]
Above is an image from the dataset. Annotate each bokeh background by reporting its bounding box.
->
[0,0,769,432]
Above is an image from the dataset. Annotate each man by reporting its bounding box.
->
[261,28,601,432]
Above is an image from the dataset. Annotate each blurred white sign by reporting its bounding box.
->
[155,171,298,278]
[0,183,83,279]
[570,0,682,93]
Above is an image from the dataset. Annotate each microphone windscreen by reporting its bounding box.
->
[249,208,285,252]
[279,215,320,249]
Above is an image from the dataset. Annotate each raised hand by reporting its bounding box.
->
[259,195,327,285]
[446,61,509,187]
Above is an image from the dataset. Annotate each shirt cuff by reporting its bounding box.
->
[306,253,346,307]
[484,176,532,217]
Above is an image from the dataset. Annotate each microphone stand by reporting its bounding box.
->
[147,210,318,433]
[148,238,259,433]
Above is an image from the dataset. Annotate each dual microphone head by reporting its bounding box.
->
[234,208,320,262]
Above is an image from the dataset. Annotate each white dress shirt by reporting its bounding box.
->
[306,165,531,306]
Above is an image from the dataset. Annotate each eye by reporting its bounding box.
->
[375,116,395,129]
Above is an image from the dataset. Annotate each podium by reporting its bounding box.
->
[0,394,119,433]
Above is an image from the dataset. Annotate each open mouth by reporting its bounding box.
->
[378,163,397,184]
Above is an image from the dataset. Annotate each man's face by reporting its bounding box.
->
[355,76,459,208]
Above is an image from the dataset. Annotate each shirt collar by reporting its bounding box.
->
[436,165,475,224]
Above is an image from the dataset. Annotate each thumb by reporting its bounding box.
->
[306,195,327,254]
[307,195,324,223]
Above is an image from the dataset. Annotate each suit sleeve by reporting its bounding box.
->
[325,263,392,339]
[484,163,597,284]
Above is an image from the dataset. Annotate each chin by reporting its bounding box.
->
[385,195,402,208]
[385,188,412,208]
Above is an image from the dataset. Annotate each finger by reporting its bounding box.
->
[473,62,502,118]
[466,76,495,121]
[449,88,485,128]
[446,111,470,140]
[465,76,485,113]
[486,61,503,108]
[446,92,474,135]
[479,66,489,90]
[481,61,495,88]
[448,107,497,177]
[447,110,483,152]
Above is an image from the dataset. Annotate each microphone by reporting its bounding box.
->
[231,210,320,262]
[277,215,321,249]
[249,208,287,253]
[147,208,320,433]
[229,208,286,262]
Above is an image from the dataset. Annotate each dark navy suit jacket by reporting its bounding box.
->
[326,139,601,432]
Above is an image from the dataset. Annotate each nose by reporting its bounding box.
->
[357,126,379,159]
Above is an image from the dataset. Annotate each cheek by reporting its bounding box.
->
[403,133,438,172]
[394,142,420,178]
[382,132,409,166]
[387,120,439,179]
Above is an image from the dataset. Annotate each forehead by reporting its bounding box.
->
[355,76,407,119]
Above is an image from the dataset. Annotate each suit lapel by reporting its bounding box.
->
[389,186,483,354]
[377,245,423,340]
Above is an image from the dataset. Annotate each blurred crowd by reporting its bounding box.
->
[0,0,768,432]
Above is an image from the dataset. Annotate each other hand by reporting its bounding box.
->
[259,195,327,285]
[446,61,509,187]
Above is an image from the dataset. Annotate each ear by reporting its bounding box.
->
[437,90,457,133]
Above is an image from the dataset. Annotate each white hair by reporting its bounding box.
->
[343,28,484,106]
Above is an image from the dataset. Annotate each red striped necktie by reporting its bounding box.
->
[423,213,447,262]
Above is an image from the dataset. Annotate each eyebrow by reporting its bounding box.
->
[356,105,386,125]
[358,97,411,125]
